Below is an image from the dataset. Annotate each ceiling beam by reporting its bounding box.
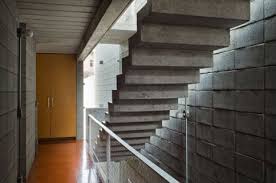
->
[77,0,134,62]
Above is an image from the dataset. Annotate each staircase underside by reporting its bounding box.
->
[93,0,250,182]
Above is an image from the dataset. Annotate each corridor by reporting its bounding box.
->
[27,141,100,183]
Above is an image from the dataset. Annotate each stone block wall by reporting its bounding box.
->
[0,2,37,181]
[0,0,18,182]
[187,0,276,182]
[21,32,36,176]
[77,61,84,139]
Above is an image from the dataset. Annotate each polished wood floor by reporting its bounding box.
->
[28,140,99,183]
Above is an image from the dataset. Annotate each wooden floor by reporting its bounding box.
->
[28,140,99,183]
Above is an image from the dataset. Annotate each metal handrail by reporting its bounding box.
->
[88,114,179,183]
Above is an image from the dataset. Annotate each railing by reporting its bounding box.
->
[87,114,180,183]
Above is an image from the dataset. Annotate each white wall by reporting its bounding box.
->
[84,75,95,108]
[84,44,123,108]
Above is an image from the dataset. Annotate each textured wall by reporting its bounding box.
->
[0,0,18,182]
[187,0,276,182]
[77,61,84,139]
[21,32,36,176]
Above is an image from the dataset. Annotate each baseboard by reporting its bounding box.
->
[38,137,76,144]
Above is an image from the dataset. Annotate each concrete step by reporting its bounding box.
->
[131,23,229,50]
[138,0,249,28]
[156,128,197,153]
[105,111,170,123]
[118,69,199,85]
[108,99,178,112]
[96,137,150,147]
[156,128,185,147]
[144,143,185,177]
[108,122,162,132]
[112,85,188,100]
[96,151,134,161]
[125,157,169,183]
[128,48,213,68]
[100,130,156,139]
[97,155,133,162]
[162,117,185,133]
[95,144,144,153]
[150,135,185,161]
[140,149,184,182]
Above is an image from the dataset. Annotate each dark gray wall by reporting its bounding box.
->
[0,2,36,181]
[0,0,19,182]
[77,61,84,139]
[21,29,36,176]
[187,0,276,182]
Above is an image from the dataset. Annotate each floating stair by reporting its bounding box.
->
[94,0,250,181]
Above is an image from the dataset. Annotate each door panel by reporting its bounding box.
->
[36,54,76,139]
[36,54,52,138]
[50,54,76,138]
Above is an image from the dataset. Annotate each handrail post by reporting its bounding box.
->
[185,97,189,183]
[106,134,111,183]
[88,116,91,152]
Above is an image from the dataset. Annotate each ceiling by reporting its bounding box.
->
[16,0,101,54]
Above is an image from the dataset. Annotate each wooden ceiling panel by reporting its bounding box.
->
[17,0,100,7]
[17,0,101,54]
[18,9,94,18]
[17,2,96,13]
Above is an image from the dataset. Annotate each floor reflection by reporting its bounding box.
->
[28,140,100,183]
[77,141,100,183]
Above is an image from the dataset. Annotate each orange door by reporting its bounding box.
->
[36,55,52,138]
[36,54,77,139]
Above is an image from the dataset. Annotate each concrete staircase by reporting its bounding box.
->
[94,0,250,181]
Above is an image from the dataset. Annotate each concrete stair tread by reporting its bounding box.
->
[138,0,249,28]
[100,130,156,139]
[97,155,133,162]
[95,144,144,153]
[112,85,188,100]
[117,69,200,85]
[131,23,229,50]
[162,117,185,133]
[128,48,213,68]
[144,143,185,177]
[96,151,134,159]
[140,149,184,182]
[108,99,178,112]
[156,127,185,147]
[105,111,170,123]
[150,135,185,161]
[96,137,150,147]
[155,128,197,153]
[108,122,162,132]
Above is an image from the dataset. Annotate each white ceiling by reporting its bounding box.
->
[16,0,101,54]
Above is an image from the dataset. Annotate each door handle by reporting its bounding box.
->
[47,97,50,108]
[51,97,54,108]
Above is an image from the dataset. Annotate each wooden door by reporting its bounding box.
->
[36,55,52,138]
[36,54,77,139]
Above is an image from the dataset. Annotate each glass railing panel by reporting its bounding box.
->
[87,114,180,183]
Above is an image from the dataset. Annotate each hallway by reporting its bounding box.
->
[27,141,100,183]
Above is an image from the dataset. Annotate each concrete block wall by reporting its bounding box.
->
[187,0,276,182]
[21,34,36,176]
[0,0,18,182]
[77,61,84,139]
